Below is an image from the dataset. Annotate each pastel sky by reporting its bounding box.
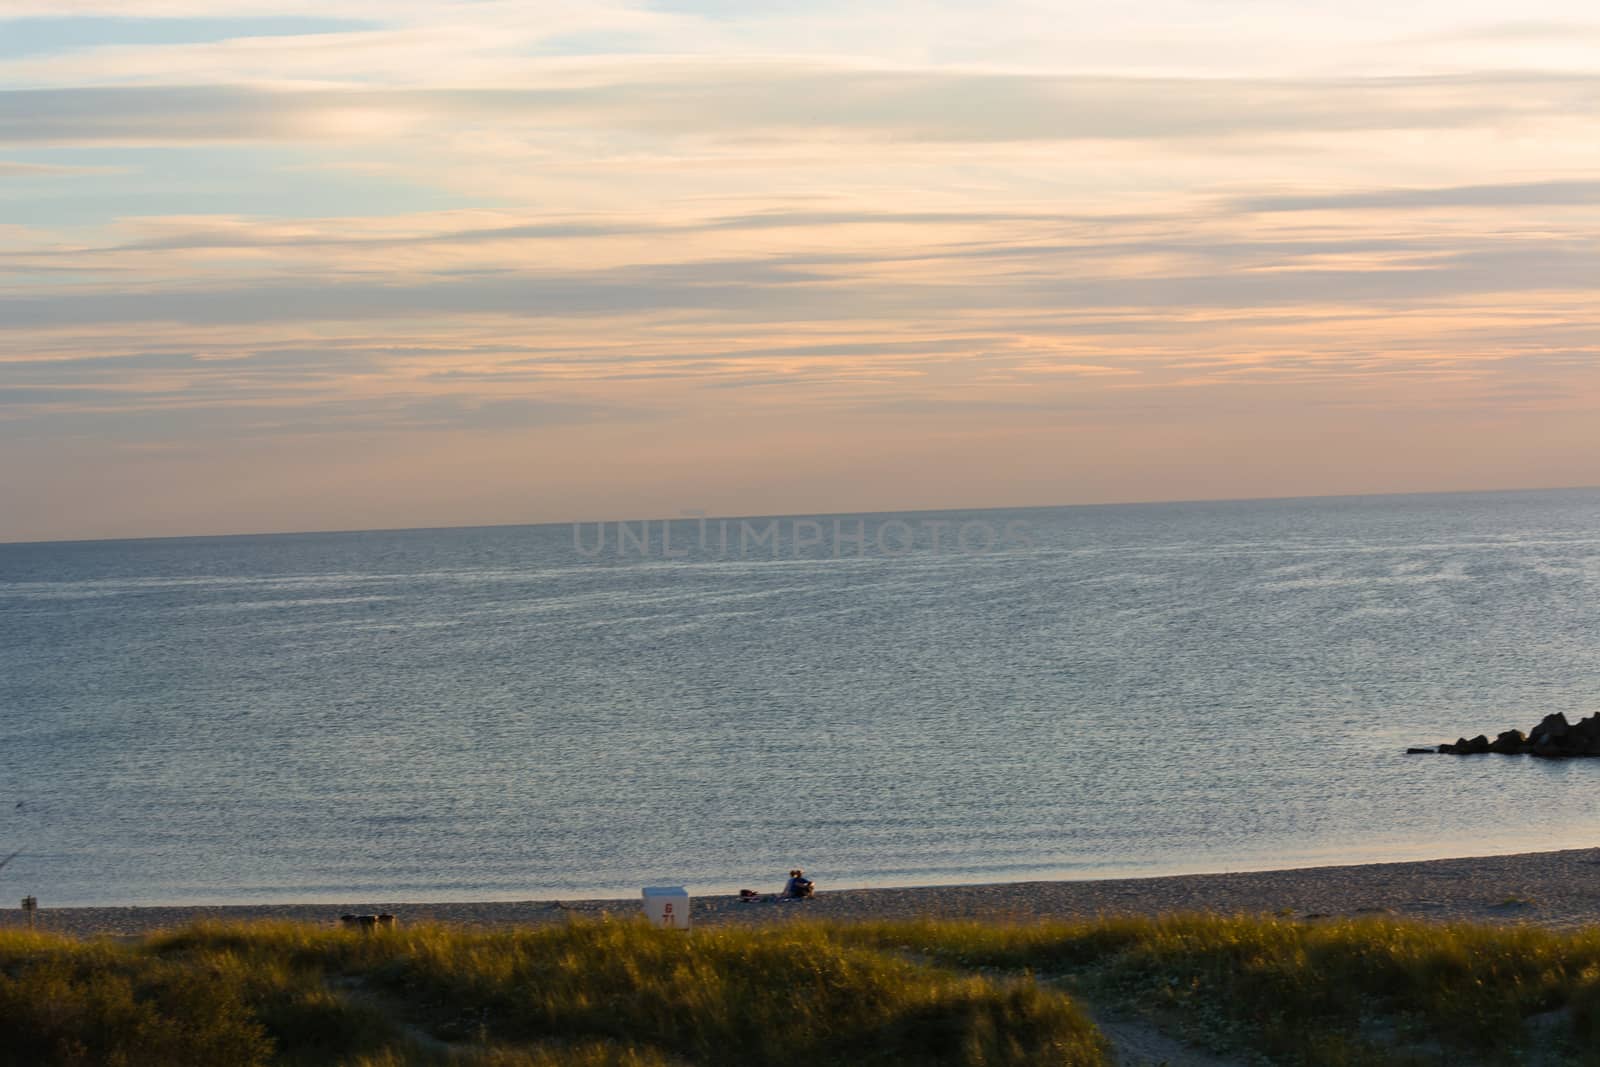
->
[3,1,1599,541]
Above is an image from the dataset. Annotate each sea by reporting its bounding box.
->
[3,488,1600,907]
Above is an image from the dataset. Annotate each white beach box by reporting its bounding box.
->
[641,886,690,929]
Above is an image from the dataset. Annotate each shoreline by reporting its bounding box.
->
[9,847,1600,938]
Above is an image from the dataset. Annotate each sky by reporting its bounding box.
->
[2,1,1599,542]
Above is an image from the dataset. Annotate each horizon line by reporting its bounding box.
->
[4,482,1598,550]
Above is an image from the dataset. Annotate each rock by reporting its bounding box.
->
[1436,713,1600,759]
[1529,712,1571,747]
[1488,730,1528,754]
[1570,715,1600,755]
[1405,747,1436,754]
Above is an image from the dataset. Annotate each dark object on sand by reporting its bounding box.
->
[340,913,397,931]
[1436,713,1600,758]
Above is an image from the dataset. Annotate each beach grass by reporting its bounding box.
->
[0,919,1107,1066]
[837,914,1600,1063]
[8,914,1600,1065]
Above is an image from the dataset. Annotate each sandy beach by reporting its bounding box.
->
[9,847,1600,939]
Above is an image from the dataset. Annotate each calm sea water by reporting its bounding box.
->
[4,489,1600,906]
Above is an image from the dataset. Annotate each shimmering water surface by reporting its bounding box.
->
[4,489,1600,906]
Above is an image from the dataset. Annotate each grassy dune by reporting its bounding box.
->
[6,914,1600,1065]
[0,920,1107,1066]
[841,915,1600,1064]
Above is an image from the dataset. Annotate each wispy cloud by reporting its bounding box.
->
[1414,20,1600,44]
[0,159,124,175]
[6,70,1600,146]
[4,1,1600,539]
[1230,180,1600,213]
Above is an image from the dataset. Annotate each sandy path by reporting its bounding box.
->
[1087,1011,1244,1067]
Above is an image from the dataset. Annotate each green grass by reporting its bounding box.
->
[0,920,1107,1066]
[835,914,1600,1064]
[9,914,1600,1065]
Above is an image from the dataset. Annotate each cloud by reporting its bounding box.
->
[0,86,327,144]
[1416,20,1600,44]
[5,69,1598,146]
[1231,180,1600,213]
[0,1,440,17]
[7,6,1600,542]
[0,390,612,441]
[0,159,124,175]
[0,258,837,328]
[42,208,1083,256]
[0,15,378,59]
[2,232,1596,334]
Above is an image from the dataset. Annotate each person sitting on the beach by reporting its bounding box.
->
[781,869,815,899]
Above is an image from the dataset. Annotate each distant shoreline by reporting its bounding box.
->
[11,847,1600,938]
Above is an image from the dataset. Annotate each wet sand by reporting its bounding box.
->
[9,848,1600,939]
